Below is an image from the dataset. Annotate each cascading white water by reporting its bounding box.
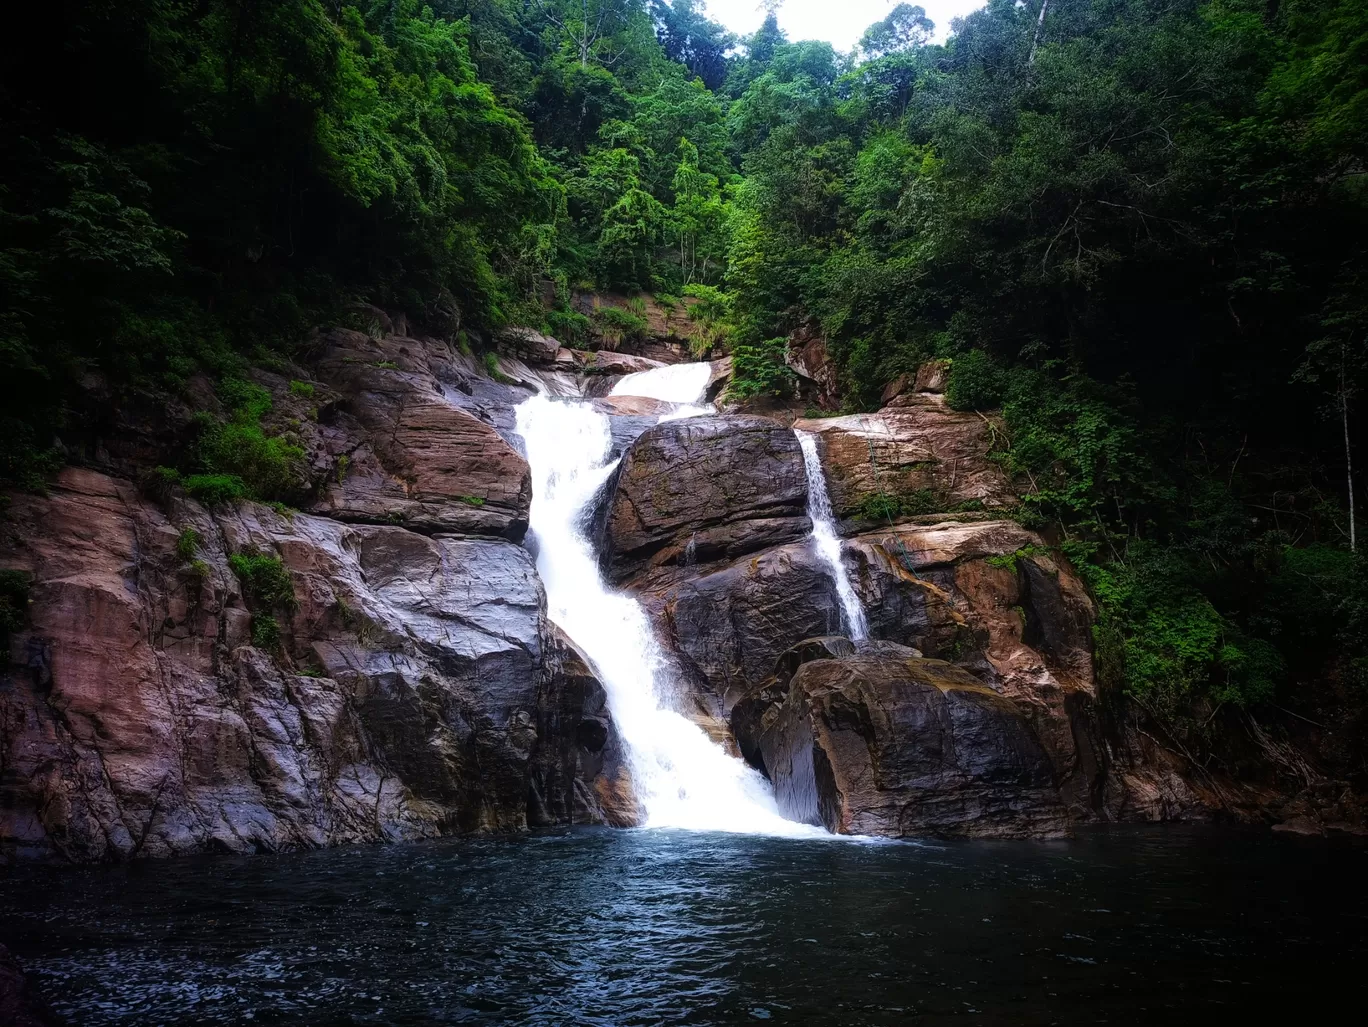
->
[796,430,870,641]
[609,362,712,403]
[516,365,822,836]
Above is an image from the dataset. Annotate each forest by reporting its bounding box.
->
[2,0,1367,760]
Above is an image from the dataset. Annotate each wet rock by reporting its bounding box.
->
[633,517,1109,822]
[587,352,665,377]
[593,396,677,418]
[792,399,1015,522]
[0,469,625,861]
[733,655,1068,838]
[599,416,811,584]
[531,630,640,828]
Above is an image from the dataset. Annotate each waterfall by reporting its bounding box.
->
[796,431,870,641]
[609,362,712,403]
[515,365,821,837]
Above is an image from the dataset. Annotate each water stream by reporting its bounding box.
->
[796,430,869,640]
[515,365,819,837]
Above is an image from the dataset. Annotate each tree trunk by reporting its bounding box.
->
[1345,378,1357,552]
[1028,0,1050,66]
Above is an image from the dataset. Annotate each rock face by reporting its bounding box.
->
[309,329,532,538]
[3,321,1304,863]
[0,468,632,862]
[792,396,1014,522]
[570,291,703,363]
[732,651,1069,838]
[497,327,562,365]
[598,416,811,584]
[634,517,1103,822]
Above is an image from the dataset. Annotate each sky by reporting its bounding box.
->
[705,0,988,50]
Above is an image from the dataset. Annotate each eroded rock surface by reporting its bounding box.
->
[793,396,1014,522]
[0,468,630,862]
[733,653,1068,838]
[598,415,811,584]
[309,328,532,538]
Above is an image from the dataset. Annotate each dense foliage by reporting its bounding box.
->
[3,0,1367,744]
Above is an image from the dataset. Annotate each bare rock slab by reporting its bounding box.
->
[734,654,1069,839]
[598,415,811,584]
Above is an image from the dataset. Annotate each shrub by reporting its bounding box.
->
[218,377,273,421]
[289,380,315,399]
[858,487,940,522]
[859,492,903,522]
[544,309,592,346]
[175,527,202,562]
[228,550,296,609]
[183,474,247,505]
[945,350,1005,411]
[197,421,304,502]
[595,305,649,343]
[250,613,282,652]
[727,337,795,399]
[141,465,182,505]
[0,570,32,648]
[0,418,63,493]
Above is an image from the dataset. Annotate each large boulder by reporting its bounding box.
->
[732,653,1069,838]
[497,326,562,365]
[793,395,1015,523]
[0,469,630,862]
[310,328,532,539]
[587,352,665,377]
[632,517,1108,818]
[598,415,811,584]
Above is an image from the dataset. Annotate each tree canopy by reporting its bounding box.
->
[4,0,1368,740]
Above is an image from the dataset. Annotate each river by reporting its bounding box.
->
[1,827,1362,1024]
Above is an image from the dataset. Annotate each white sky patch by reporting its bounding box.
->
[704,0,988,50]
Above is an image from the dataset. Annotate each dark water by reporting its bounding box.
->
[1,827,1364,1026]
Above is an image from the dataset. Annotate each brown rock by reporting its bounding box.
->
[588,352,666,376]
[914,359,952,394]
[793,400,1015,521]
[706,357,733,401]
[786,324,841,409]
[0,469,626,862]
[593,395,678,418]
[497,327,562,365]
[599,416,811,584]
[310,328,532,539]
[733,655,1069,838]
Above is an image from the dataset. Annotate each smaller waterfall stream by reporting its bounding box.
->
[796,431,869,641]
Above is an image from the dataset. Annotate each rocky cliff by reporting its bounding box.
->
[0,318,1332,861]
[0,322,640,862]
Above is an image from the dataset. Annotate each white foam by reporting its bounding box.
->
[796,430,870,641]
[515,394,826,837]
